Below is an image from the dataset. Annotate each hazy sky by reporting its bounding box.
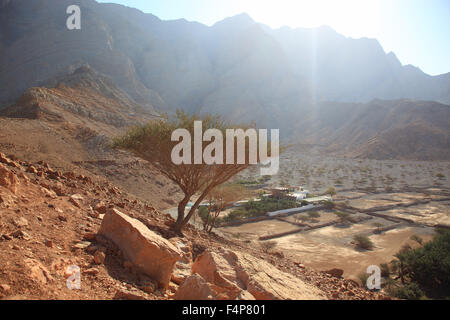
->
[97,0,450,75]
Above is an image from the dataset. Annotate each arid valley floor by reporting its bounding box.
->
[220,147,450,281]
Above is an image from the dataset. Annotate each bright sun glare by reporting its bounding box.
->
[243,0,382,37]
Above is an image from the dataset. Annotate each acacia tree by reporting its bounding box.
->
[113,110,265,233]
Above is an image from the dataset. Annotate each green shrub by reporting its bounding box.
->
[223,197,298,222]
[391,283,424,300]
[353,235,374,250]
[398,229,450,297]
[358,272,369,289]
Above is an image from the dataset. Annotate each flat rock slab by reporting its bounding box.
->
[192,248,326,300]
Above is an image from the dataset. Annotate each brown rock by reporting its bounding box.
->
[94,202,107,214]
[40,187,57,198]
[52,182,65,196]
[12,217,28,228]
[140,281,157,294]
[114,289,147,300]
[10,230,31,240]
[63,171,76,180]
[84,268,99,275]
[98,208,181,289]
[24,258,53,284]
[18,172,30,184]
[87,207,99,218]
[93,251,106,265]
[26,166,38,174]
[0,163,18,194]
[324,268,344,278]
[169,237,193,285]
[83,232,97,241]
[0,284,11,294]
[69,197,81,208]
[192,248,325,300]
[237,290,256,300]
[173,273,217,300]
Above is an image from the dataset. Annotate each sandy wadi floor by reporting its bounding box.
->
[221,152,449,282]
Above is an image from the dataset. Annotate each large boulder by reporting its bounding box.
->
[98,208,181,289]
[191,248,326,300]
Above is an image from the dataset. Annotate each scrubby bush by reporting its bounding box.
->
[353,235,375,250]
[390,283,424,300]
[358,272,369,289]
[223,197,297,222]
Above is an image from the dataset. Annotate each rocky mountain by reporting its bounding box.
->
[286,99,450,160]
[0,0,449,160]
[1,0,449,111]
[0,65,181,210]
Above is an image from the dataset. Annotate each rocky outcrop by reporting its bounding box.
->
[24,258,54,284]
[191,248,326,300]
[173,273,218,300]
[98,208,181,289]
[0,163,18,194]
[169,237,193,285]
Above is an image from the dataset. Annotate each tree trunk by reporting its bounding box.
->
[173,194,191,233]
[179,184,216,231]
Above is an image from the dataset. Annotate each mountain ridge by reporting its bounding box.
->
[1,0,449,111]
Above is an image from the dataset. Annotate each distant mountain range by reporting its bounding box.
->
[0,0,449,160]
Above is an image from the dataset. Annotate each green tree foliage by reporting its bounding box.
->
[395,229,450,298]
[390,283,425,300]
[222,197,297,222]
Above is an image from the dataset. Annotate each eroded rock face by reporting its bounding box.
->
[191,248,326,300]
[98,208,181,289]
[169,237,193,285]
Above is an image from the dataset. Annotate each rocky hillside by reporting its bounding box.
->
[287,99,450,161]
[0,153,390,300]
[0,66,181,210]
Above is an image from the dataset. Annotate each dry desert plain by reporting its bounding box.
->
[219,147,450,281]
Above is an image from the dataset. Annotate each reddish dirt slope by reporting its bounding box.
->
[0,153,390,300]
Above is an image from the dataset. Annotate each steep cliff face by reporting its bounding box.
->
[0,0,164,109]
[1,0,449,112]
